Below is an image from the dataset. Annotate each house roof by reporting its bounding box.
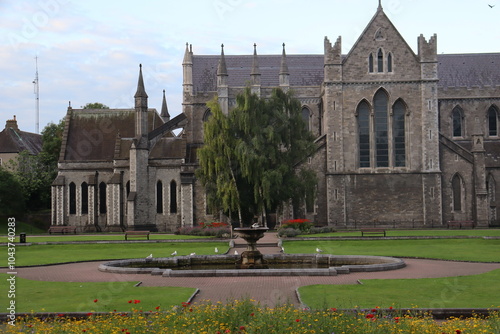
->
[191,53,500,92]
[0,118,42,155]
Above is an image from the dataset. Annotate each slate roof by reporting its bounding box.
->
[62,109,163,161]
[0,122,42,155]
[191,53,500,92]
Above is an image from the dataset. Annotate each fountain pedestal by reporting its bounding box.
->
[234,227,269,269]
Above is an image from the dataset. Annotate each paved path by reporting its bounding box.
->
[2,233,500,307]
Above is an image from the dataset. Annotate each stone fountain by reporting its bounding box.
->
[234,227,269,269]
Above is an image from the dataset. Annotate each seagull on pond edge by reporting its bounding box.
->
[171,251,177,256]
[251,223,260,228]
[234,250,239,255]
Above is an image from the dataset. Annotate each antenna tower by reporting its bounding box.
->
[33,56,40,134]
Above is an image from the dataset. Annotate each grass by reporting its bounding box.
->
[0,273,196,313]
[5,233,211,243]
[299,269,500,309]
[1,242,229,266]
[283,238,500,262]
[305,228,500,237]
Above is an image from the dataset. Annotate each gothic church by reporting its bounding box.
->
[52,4,500,231]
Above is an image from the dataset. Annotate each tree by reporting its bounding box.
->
[82,102,109,109]
[197,87,317,226]
[0,167,25,216]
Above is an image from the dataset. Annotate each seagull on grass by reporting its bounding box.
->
[146,254,153,259]
[280,246,285,253]
[215,247,219,253]
[316,248,323,253]
[171,251,177,256]
[190,252,196,256]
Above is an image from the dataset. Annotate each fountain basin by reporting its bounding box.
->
[98,254,405,277]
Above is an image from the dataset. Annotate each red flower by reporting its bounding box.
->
[57,314,64,317]
[295,319,300,322]
[389,306,393,310]
[366,313,375,319]
[156,306,160,310]
[134,299,141,304]
[250,312,255,316]
[93,299,98,303]
[330,308,337,312]
[128,300,132,304]
[86,313,93,316]
[239,326,246,331]
[371,308,378,313]
[456,331,462,334]
[394,316,400,323]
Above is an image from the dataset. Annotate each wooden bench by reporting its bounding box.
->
[361,228,386,237]
[48,226,77,234]
[447,221,476,229]
[124,230,150,240]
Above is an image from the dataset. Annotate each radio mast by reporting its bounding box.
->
[33,56,40,134]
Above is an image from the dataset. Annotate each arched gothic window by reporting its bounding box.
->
[170,180,177,214]
[377,49,384,72]
[81,182,88,214]
[203,109,212,122]
[301,107,311,131]
[387,53,393,73]
[99,182,106,214]
[452,107,464,137]
[69,182,76,215]
[357,101,370,168]
[488,106,498,137]
[374,90,389,167]
[393,100,406,167]
[452,174,463,212]
[156,180,163,214]
[369,54,374,73]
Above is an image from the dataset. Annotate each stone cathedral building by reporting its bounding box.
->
[52,4,500,231]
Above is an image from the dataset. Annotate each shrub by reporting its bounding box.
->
[309,226,337,234]
[278,228,301,238]
[280,218,313,233]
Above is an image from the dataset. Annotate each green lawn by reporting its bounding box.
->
[305,228,500,238]
[5,233,211,243]
[298,269,500,309]
[0,273,196,313]
[1,242,229,266]
[284,238,500,262]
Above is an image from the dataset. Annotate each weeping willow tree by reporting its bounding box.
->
[196,87,317,226]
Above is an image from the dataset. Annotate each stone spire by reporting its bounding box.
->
[182,42,193,95]
[160,89,170,122]
[251,43,261,95]
[217,44,228,83]
[378,0,382,10]
[134,64,148,138]
[217,44,229,114]
[279,43,290,89]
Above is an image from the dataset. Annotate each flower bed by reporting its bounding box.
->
[6,300,499,333]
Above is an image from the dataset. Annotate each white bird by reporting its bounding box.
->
[280,246,285,253]
[215,247,219,253]
[251,223,260,228]
[316,248,323,253]
[190,252,196,256]
[171,251,177,256]
[146,254,153,258]
[234,250,238,255]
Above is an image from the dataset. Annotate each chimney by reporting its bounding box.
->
[6,115,18,130]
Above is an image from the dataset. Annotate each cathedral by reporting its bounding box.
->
[52,4,500,231]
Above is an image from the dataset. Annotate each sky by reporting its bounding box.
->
[1,0,499,133]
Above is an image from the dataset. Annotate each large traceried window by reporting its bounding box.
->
[452,106,464,137]
[488,106,499,137]
[452,174,463,212]
[357,101,370,168]
[393,100,406,167]
[374,90,389,167]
